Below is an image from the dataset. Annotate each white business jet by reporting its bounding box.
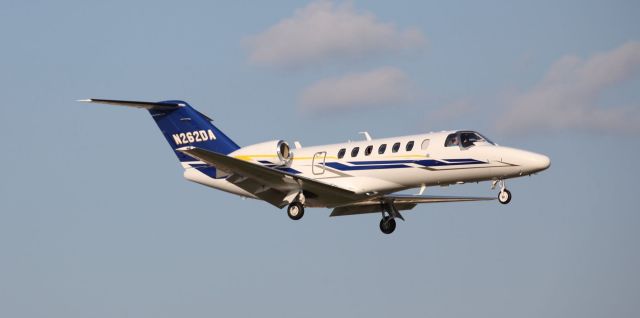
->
[82,99,550,234]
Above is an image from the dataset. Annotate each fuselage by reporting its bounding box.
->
[184,130,550,207]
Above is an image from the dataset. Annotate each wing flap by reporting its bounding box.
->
[330,194,495,217]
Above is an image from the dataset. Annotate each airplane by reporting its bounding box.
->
[81,98,551,234]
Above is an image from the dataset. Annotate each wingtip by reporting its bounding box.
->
[77,99,93,103]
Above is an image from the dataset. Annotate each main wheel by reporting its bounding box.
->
[287,202,304,220]
[379,217,396,234]
[498,189,512,204]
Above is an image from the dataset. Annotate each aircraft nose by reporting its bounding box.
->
[530,152,551,172]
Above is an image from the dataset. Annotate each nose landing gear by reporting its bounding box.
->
[492,180,512,204]
[498,189,512,204]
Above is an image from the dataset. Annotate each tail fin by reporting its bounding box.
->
[81,99,240,162]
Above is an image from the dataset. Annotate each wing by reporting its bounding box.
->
[330,194,495,217]
[177,146,360,208]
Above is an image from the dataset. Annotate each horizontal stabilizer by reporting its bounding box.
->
[78,98,184,111]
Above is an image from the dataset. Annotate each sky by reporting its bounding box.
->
[1,0,639,317]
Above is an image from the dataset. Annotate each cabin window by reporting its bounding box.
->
[392,142,401,153]
[337,148,346,159]
[364,145,373,156]
[378,144,387,154]
[421,139,430,150]
[351,147,360,157]
[406,141,414,152]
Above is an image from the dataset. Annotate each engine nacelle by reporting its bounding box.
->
[229,140,293,166]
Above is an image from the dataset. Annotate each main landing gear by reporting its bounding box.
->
[492,180,512,204]
[379,201,404,235]
[287,202,305,220]
[380,216,396,234]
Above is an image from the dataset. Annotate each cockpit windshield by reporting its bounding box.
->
[445,131,495,148]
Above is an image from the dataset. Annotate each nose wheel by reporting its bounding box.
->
[287,202,305,220]
[493,180,512,204]
[379,216,396,234]
[498,189,512,204]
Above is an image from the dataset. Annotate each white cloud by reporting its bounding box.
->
[299,67,413,112]
[497,41,640,134]
[247,1,426,67]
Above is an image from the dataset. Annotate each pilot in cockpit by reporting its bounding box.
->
[446,131,496,148]
[445,134,460,147]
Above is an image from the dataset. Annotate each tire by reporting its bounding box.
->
[498,189,512,204]
[379,217,396,234]
[287,202,304,220]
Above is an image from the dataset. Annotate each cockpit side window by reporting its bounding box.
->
[459,131,495,148]
[444,134,459,147]
[445,131,495,148]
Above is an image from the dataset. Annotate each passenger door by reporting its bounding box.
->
[312,151,327,175]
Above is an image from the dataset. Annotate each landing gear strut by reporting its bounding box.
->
[287,202,304,220]
[493,180,512,204]
[378,201,404,234]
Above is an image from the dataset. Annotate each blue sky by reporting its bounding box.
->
[1,1,639,317]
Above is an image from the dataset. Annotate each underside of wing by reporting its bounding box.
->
[177,146,360,208]
[330,194,495,217]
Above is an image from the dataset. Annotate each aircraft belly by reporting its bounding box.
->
[183,168,257,198]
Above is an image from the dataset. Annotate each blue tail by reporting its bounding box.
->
[148,100,240,162]
[81,98,240,162]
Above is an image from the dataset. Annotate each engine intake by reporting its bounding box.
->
[277,140,292,165]
[229,139,294,166]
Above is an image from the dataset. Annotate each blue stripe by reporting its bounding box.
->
[326,158,488,171]
[415,159,484,167]
[191,161,301,174]
[348,158,484,165]
[348,160,415,165]
[326,162,411,171]
[276,167,302,174]
[443,158,485,164]
[258,162,302,174]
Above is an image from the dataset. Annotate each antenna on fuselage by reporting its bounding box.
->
[358,131,372,141]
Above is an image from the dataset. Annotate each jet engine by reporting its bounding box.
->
[229,140,293,166]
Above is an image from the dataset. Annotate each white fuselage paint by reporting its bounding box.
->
[182,131,550,207]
